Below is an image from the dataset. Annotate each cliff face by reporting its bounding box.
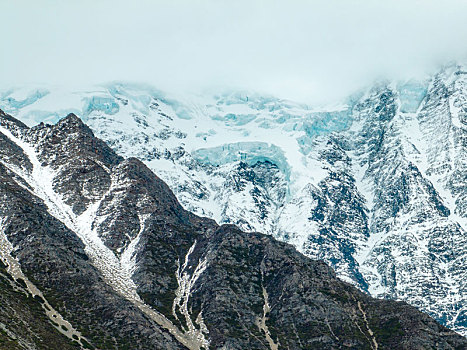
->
[0,109,465,349]
[3,70,466,335]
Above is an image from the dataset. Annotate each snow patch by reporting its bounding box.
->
[173,241,210,349]
[0,125,209,350]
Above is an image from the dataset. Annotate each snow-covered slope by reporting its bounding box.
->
[0,83,351,239]
[3,110,464,349]
[1,64,466,336]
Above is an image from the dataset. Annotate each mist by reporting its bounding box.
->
[2,0,467,104]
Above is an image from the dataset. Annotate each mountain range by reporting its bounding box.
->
[1,63,467,348]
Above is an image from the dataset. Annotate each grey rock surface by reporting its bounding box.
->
[0,109,465,349]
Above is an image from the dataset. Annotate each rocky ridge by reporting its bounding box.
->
[0,109,466,349]
[2,69,465,335]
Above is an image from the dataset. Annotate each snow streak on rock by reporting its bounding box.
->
[173,241,210,349]
[357,301,378,350]
[256,285,278,350]
[2,72,467,335]
[0,125,209,350]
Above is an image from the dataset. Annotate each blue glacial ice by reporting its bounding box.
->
[397,81,427,113]
[296,110,353,154]
[106,83,157,115]
[0,89,49,112]
[83,96,119,116]
[214,91,309,112]
[192,142,290,177]
[106,82,193,119]
[211,113,257,126]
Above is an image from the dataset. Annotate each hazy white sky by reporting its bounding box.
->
[2,0,467,103]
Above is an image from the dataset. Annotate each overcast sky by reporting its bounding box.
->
[2,0,467,103]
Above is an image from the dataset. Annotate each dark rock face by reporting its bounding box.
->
[0,109,466,349]
[0,163,185,349]
[0,257,77,350]
[0,116,185,350]
[3,78,467,335]
[27,114,122,215]
[188,225,466,349]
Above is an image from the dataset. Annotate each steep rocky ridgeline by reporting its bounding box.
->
[0,111,186,349]
[348,81,467,335]
[0,110,466,349]
[1,71,459,336]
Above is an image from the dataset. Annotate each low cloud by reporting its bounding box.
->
[2,0,467,103]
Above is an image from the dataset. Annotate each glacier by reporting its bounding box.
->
[397,80,428,113]
[1,67,466,337]
[0,88,49,112]
[83,96,119,116]
[192,142,290,179]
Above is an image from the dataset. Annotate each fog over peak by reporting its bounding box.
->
[2,0,467,104]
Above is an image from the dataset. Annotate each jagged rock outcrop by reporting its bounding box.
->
[3,75,461,335]
[0,110,466,349]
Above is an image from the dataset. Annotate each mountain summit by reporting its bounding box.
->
[2,65,466,336]
[0,109,466,349]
